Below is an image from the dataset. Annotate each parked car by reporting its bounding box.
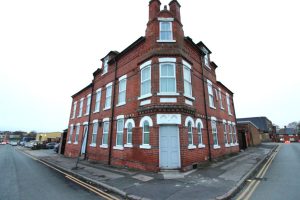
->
[10,141,18,146]
[46,142,57,149]
[1,141,7,145]
[54,143,60,153]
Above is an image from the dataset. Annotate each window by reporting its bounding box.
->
[204,54,209,68]
[143,121,150,145]
[78,98,84,117]
[223,121,229,146]
[72,102,77,119]
[116,118,124,146]
[118,76,127,106]
[219,88,224,109]
[229,123,234,144]
[101,121,109,147]
[104,83,112,109]
[233,124,237,144]
[91,121,98,146]
[94,89,101,112]
[183,61,192,98]
[85,94,91,115]
[188,122,193,145]
[160,21,172,41]
[74,124,80,144]
[160,63,176,93]
[141,65,151,97]
[127,123,133,145]
[211,118,219,148]
[207,80,215,108]
[197,123,203,145]
[226,93,232,115]
[68,125,73,143]
[102,57,109,74]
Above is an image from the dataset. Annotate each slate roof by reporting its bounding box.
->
[277,128,296,135]
[237,117,271,133]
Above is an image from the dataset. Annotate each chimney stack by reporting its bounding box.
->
[149,0,161,21]
[169,0,181,22]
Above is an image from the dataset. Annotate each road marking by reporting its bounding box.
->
[16,147,119,200]
[236,145,280,200]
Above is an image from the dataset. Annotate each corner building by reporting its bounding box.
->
[65,0,239,172]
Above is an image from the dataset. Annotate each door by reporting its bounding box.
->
[81,125,88,154]
[159,126,180,169]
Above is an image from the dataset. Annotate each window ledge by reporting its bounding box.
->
[77,115,82,118]
[67,141,71,144]
[157,40,176,43]
[89,143,96,147]
[210,106,217,110]
[230,143,235,147]
[74,142,78,145]
[93,110,100,114]
[113,146,124,150]
[157,92,180,96]
[228,113,233,116]
[116,102,126,107]
[184,95,195,101]
[234,143,239,146]
[138,94,152,100]
[140,144,151,149]
[198,144,206,149]
[213,145,221,149]
[101,72,107,76]
[84,113,89,116]
[188,144,197,149]
[225,144,231,148]
[124,144,133,148]
[100,144,108,148]
[103,107,111,111]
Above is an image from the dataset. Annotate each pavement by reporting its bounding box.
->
[17,143,278,200]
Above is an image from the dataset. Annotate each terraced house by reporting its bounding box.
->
[65,0,239,172]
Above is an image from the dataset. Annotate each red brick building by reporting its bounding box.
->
[65,0,239,172]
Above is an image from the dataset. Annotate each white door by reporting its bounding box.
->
[159,126,180,169]
[81,125,88,154]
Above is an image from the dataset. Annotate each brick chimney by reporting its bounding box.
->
[149,0,161,21]
[169,0,181,22]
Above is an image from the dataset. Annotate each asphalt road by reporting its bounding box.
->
[0,145,103,200]
[250,143,300,200]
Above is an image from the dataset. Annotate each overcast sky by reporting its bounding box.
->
[0,0,299,132]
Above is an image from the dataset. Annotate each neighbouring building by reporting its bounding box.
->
[237,117,275,142]
[36,132,62,143]
[274,127,299,142]
[236,121,261,150]
[65,0,239,172]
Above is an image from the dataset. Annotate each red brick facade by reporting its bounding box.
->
[65,0,239,172]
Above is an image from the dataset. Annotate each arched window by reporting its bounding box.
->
[139,116,152,149]
[143,121,150,145]
[127,122,133,145]
[188,121,193,145]
[197,122,203,145]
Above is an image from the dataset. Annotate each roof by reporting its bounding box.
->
[237,117,271,132]
[197,41,212,54]
[216,81,234,95]
[71,83,93,98]
[237,121,260,130]
[277,128,296,135]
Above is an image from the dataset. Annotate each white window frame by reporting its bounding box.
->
[157,18,176,43]
[72,101,77,119]
[228,121,234,145]
[226,93,232,115]
[68,124,74,143]
[223,120,230,147]
[102,57,109,75]
[74,123,80,144]
[90,120,98,147]
[139,60,152,100]
[183,60,194,100]
[207,80,215,109]
[232,123,238,145]
[139,116,153,149]
[114,116,124,150]
[204,54,210,68]
[100,118,109,148]
[78,98,84,117]
[185,116,196,149]
[104,83,112,110]
[158,58,178,96]
[124,119,135,148]
[85,94,91,116]
[94,88,102,113]
[117,75,127,106]
[196,119,205,148]
[211,117,220,149]
[219,88,224,109]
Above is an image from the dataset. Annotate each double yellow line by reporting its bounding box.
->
[18,148,119,200]
[236,145,280,200]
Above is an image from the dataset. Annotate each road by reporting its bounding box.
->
[237,143,300,200]
[0,145,104,200]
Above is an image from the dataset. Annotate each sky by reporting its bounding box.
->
[0,0,299,132]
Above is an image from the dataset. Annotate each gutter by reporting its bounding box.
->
[108,58,118,165]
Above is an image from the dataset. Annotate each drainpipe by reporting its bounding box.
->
[84,80,95,160]
[108,58,118,165]
[200,61,212,162]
